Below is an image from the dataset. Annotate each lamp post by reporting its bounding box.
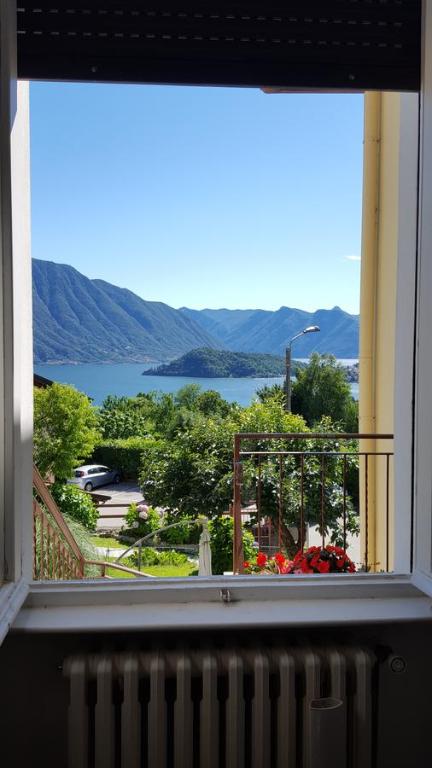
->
[284,325,320,411]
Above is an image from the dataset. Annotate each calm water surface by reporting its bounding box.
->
[35,362,359,406]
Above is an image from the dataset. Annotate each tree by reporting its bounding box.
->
[98,395,150,439]
[138,392,358,558]
[291,352,356,429]
[33,383,100,479]
[139,397,309,522]
[256,382,285,404]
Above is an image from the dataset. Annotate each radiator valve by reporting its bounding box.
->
[389,656,407,674]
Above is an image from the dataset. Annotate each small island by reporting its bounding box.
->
[143,347,303,378]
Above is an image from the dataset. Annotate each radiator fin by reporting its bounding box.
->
[252,653,270,768]
[148,656,167,768]
[174,655,193,768]
[200,655,219,768]
[226,655,245,768]
[67,658,89,768]
[95,657,115,768]
[121,656,140,768]
[277,652,296,768]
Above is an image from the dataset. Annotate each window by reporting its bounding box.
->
[2,0,432,637]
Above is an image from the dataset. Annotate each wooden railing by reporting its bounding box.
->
[33,466,85,579]
[32,465,148,581]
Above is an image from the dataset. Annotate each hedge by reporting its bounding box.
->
[91,437,160,479]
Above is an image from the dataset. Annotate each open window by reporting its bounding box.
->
[4,0,432,636]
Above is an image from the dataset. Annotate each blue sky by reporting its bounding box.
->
[30,83,363,314]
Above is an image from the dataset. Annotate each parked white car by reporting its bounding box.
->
[67,464,121,492]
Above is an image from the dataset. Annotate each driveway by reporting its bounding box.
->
[95,482,144,531]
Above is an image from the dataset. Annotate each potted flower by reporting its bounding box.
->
[243,546,355,575]
[243,551,294,574]
[292,545,356,574]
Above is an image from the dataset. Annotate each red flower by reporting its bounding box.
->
[256,552,267,568]
[243,561,250,569]
[317,560,331,573]
[300,559,313,574]
[275,552,286,566]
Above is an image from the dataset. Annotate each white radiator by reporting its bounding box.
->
[64,646,374,768]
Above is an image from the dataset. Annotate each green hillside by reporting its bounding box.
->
[33,259,218,363]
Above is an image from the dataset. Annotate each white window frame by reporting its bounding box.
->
[410,0,432,598]
[0,0,33,644]
[3,0,432,638]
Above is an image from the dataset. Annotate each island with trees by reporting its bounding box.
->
[142,347,304,378]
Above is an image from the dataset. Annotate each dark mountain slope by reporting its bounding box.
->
[33,259,218,363]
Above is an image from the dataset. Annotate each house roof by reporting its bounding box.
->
[33,373,53,389]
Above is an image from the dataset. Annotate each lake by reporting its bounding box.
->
[34,362,359,407]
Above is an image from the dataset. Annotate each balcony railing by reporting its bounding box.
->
[32,465,146,580]
[232,433,394,574]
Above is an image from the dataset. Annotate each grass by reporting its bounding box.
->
[140,564,196,577]
[90,535,125,549]
[106,562,196,579]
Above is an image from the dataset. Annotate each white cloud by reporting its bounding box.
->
[343,254,361,262]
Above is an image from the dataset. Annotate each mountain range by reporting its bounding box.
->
[33,259,359,363]
[180,306,358,358]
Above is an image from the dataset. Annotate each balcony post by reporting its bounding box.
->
[233,435,244,574]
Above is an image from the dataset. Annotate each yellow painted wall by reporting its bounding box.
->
[359,92,399,571]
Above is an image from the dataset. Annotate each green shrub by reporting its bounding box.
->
[51,483,99,530]
[92,437,159,479]
[130,547,189,568]
[209,515,256,575]
[123,503,163,539]
[158,512,201,546]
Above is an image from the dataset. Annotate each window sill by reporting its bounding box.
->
[11,574,432,633]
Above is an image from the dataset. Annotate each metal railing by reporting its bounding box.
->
[32,465,147,580]
[232,433,394,574]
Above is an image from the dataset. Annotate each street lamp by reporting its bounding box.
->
[284,325,320,411]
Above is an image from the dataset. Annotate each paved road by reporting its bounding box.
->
[95,482,144,530]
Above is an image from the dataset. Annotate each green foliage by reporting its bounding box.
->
[158,512,201,545]
[195,389,233,417]
[130,547,189,567]
[98,395,150,439]
[123,502,163,538]
[64,515,100,565]
[51,482,99,530]
[33,383,100,480]
[256,383,285,404]
[139,419,234,519]
[291,353,356,429]
[343,397,359,433]
[239,417,360,556]
[144,347,287,378]
[138,399,309,536]
[209,516,256,575]
[92,437,157,478]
